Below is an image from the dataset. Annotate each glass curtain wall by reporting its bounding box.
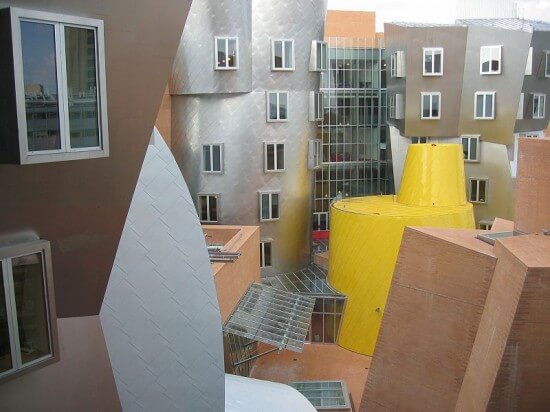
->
[314,38,394,226]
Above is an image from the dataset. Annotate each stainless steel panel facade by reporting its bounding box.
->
[170,0,252,94]
[171,0,327,275]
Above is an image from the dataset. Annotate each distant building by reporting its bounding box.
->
[456,0,517,19]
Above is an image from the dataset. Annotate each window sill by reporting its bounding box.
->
[215,67,239,71]
[422,73,443,77]
[0,353,59,384]
[264,169,285,173]
[266,119,289,123]
[260,218,280,222]
[272,68,295,72]
[20,148,108,165]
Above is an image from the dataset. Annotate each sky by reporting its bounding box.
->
[327,0,550,32]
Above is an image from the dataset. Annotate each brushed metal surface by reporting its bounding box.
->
[171,0,327,275]
[170,0,252,94]
[0,0,192,317]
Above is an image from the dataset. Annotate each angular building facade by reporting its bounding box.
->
[170,0,328,275]
[385,19,550,228]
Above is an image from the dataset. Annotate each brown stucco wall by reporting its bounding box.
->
[0,0,192,317]
[206,225,260,323]
[155,86,172,147]
[0,316,120,411]
[325,10,376,40]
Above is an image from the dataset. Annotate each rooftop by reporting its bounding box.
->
[457,18,550,32]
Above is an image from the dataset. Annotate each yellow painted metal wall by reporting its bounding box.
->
[328,145,475,355]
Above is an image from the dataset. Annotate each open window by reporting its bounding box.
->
[1,7,108,164]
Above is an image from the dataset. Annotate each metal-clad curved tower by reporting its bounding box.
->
[170,0,328,275]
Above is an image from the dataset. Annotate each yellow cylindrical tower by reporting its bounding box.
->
[328,144,475,355]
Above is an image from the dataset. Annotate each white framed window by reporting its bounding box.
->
[389,94,404,120]
[272,39,294,71]
[260,241,272,268]
[202,144,223,173]
[411,136,429,144]
[479,220,494,230]
[313,212,329,231]
[264,143,285,172]
[308,139,322,170]
[259,191,280,221]
[421,92,441,119]
[517,93,525,120]
[423,47,443,76]
[545,51,550,77]
[309,91,323,121]
[215,36,238,70]
[469,179,488,204]
[533,93,546,119]
[198,194,219,223]
[461,135,480,162]
[8,7,109,164]
[390,51,405,78]
[311,41,327,71]
[0,240,57,380]
[475,92,496,120]
[266,91,288,122]
[389,95,396,119]
[525,47,533,75]
[480,46,502,75]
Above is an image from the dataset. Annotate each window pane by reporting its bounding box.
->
[462,138,469,159]
[267,144,275,170]
[335,314,342,339]
[316,42,323,70]
[264,243,272,266]
[546,53,550,76]
[491,48,499,72]
[481,48,490,72]
[470,181,477,201]
[21,21,61,152]
[284,41,293,68]
[269,93,278,119]
[274,41,283,68]
[311,313,323,343]
[485,94,493,118]
[434,51,442,73]
[424,52,432,73]
[217,38,226,67]
[65,26,100,149]
[261,194,270,219]
[276,144,284,169]
[212,145,221,172]
[422,95,430,117]
[0,266,13,373]
[228,39,237,68]
[470,139,477,160]
[432,94,439,117]
[203,146,211,171]
[200,196,208,220]
[209,196,218,221]
[335,299,345,314]
[478,180,486,202]
[323,314,336,343]
[279,93,288,120]
[271,194,279,218]
[476,94,484,117]
[12,253,51,365]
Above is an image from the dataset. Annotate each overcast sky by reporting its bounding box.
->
[327,0,550,31]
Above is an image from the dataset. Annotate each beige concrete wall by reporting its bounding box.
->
[361,227,496,411]
[0,316,120,411]
[208,225,260,323]
[325,10,376,40]
[515,137,550,234]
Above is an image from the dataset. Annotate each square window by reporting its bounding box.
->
[423,47,443,76]
[533,93,546,119]
[421,92,440,119]
[474,92,496,119]
[259,192,280,221]
[4,8,108,164]
[480,46,502,75]
[411,136,429,144]
[260,241,272,268]
[0,240,57,380]
[469,179,488,203]
[272,39,294,70]
[198,194,219,222]
[266,91,289,122]
[202,144,223,173]
[215,36,238,70]
[461,135,480,162]
[313,212,329,231]
[264,143,285,172]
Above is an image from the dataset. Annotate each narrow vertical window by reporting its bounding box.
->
[309,91,323,121]
[423,47,443,76]
[545,52,550,77]
[198,195,219,222]
[316,41,327,71]
[259,192,280,221]
[266,92,289,122]
[533,94,546,119]
[389,95,396,119]
[272,40,294,70]
[421,92,440,119]
[202,144,223,173]
[265,143,285,172]
[260,242,272,268]
[215,36,238,69]
[461,135,479,162]
[474,92,496,120]
[480,46,502,74]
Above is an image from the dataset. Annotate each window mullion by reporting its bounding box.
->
[56,23,71,152]
[5,259,23,369]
